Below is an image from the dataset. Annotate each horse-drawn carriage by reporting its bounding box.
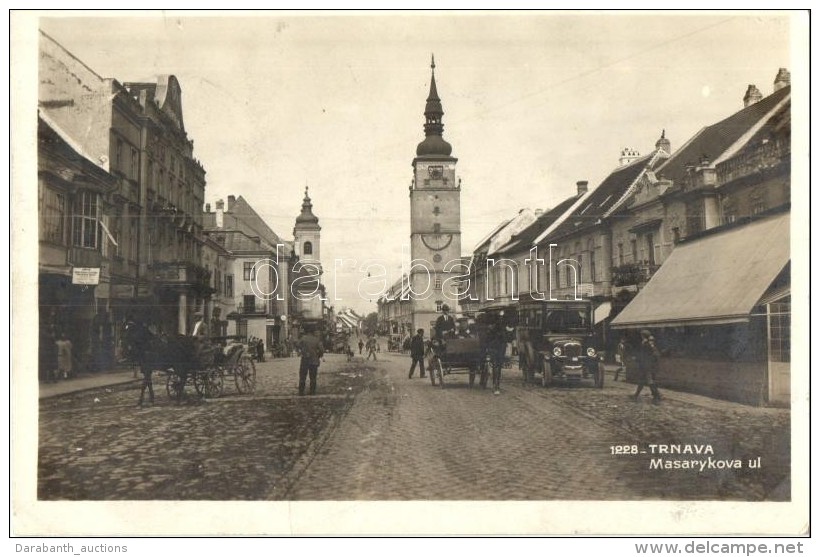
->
[425,307,518,390]
[124,322,256,404]
[426,335,490,388]
[163,335,257,400]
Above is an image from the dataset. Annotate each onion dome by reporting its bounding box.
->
[416,54,453,157]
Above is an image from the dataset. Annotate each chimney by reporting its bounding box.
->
[773,68,790,92]
[619,148,641,167]
[576,180,589,195]
[227,195,236,208]
[215,199,224,228]
[743,84,763,107]
[205,203,211,213]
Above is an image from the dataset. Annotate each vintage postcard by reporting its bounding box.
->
[10,10,810,537]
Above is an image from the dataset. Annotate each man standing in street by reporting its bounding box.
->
[365,336,378,361]
[632,329,662,404]
[358,338,364,355]
[408,328,426,379]
[298,326,324,396]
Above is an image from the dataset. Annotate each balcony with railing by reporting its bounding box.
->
[611,262,660,287]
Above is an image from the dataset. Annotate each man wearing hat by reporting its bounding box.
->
[434,304,456,341]
[191,310,208,339]
[298,325,324,395]
[632,329,662,403]
[408,328,427,379]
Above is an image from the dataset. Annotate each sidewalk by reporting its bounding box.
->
[39,365,141,399]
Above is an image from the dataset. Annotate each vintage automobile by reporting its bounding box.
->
[517,298,604,388]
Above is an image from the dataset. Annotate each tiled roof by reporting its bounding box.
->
[496,195,580,255]
[655,86,790,185]
[548,153,657,241]
[213,230,271,254]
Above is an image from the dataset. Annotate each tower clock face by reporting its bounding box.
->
[420,233,453,251]
[428,165,443,179]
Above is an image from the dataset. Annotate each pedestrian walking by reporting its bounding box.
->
[358,338,364,355]
[485,313,508,395]
[55,333,73,380]
[632,329,662,404]
[366,337,378,361]
[408,328,426,379]
[257,338,265,362]
[298,327,324,396]
[614,335,628,381]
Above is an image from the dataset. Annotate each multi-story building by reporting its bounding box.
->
[37,111,118,378]
[203,195,290,350]
[612,72,791,406]
[39,31,210,361]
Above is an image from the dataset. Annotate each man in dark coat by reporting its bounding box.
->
[632,329,662,403]
[484,313,509,395]
[298,327,324,396]
[434,304,456,340]
[408,328,426,379]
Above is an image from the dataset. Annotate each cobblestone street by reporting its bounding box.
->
[38,348,790,501]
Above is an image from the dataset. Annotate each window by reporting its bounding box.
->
[40,188,65,244]
[236,320,247,339]
[131,147,139,180]
[129,214,138,262]
[243,295,256,313]
[630,239,638,263]
[646,233,655,265]
[303,241,313,255]
[73,191,99,248]
[243,261,255,281]
[768,300,790,363]
[147,161,154,190]
[434,278,442,290]
[225,275,234,298]
[435,301,443,313]
[116,138,123,172]
[618,243,624,266]
[590,251,596,283]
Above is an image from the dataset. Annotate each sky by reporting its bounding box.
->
[33,12,796,315]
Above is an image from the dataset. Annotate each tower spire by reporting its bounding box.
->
[416,54,452,157]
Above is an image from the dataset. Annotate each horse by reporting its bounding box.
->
[123,321,197,406]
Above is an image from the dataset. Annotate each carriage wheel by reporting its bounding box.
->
[479,361,490,389]
[165,369,185,400]
[234,357,257,394]
[541,357,553,388]
[195,368,224,399]
[430,358,444,388]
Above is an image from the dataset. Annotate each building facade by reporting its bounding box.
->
[39,31,210,367]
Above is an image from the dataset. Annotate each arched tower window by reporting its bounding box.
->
[303,241,313,256]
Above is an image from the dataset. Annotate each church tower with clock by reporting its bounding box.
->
[408,56,462,333]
